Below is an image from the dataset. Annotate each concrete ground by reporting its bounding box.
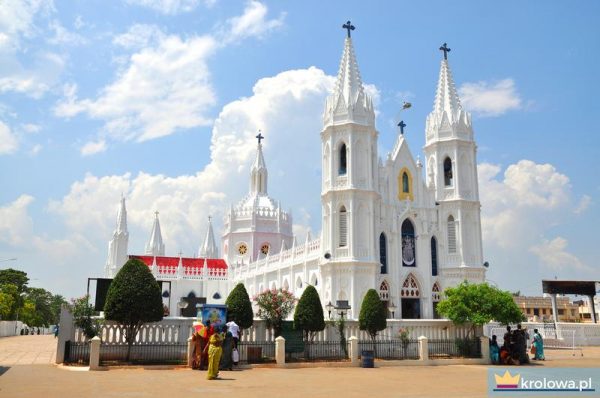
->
[1,335,599,398]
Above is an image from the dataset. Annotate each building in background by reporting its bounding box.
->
[513,295,580,323]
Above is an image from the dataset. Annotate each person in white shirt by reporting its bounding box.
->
[226,320,240,349]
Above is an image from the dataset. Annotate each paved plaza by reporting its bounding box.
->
[1,335,600,398]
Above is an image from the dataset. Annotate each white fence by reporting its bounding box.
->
[484,322,600,347]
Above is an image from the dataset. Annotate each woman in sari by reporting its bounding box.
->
[532,328,545,360]
[489,335,500,364]
[205,326,224,380]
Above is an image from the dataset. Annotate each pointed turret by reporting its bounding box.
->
[425,45,472,144]
[116,195,128,234]
[105,196,129,278]
[145,211,165,256]
[323,22,374,128]
[250,132,268,195]
[198,216,219,259]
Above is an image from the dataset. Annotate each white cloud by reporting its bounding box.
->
[574,194,591,215]
[0,0,65,98]
[47,19,87,46]
[529,237,591,272]
[459,78,521,117]
[0,121,19,154]
[29,144,42,156]
[113,24,164,49]
[479,160,598,290]
[221,0,285,44]
[0,195,34,245]
[21,123,41,133]
[125,0,202,14]
[50,67,333,257]
[80,140,107,156]
[54,31,217,143]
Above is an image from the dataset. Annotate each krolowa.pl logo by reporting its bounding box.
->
[492,370,595,393]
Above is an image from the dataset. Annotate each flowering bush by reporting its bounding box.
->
[254,288,296,337]
[398,327,410,343]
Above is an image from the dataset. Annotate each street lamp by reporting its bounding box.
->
[177,300,188,317]
[326,301,334,319]
[335,300,351,319]
[0,257,17,262]
[388,302,397,319]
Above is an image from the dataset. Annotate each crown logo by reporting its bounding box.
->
[495,371,520,388]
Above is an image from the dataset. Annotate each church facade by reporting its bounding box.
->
[226,30,486,319]
[103,26,486,320]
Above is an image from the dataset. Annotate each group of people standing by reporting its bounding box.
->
[191,320,240,380]
[489,324,545,365]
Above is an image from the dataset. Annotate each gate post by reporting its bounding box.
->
[275,336,286,367]
[90,336,101,370]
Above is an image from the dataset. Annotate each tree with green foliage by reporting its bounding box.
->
[293,285,325,342]
[359,289,387,351]
[436,281,526,337]
[104,259,163,361]
[71,295,99,339]
[0,268,29,319]
[0,284,16,320]
[225,283,254,332]
[254,288,296,337]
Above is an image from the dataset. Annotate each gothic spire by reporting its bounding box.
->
[145,211,165,256]
[250,133,268,195]
[433,56,463,122]
[116,195,128,234]
[199,216,219,259]
[323,22,374,127]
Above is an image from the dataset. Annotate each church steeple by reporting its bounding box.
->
[198,216,219,259]
[105,196,129,278]
[433,58,463,122]
[145,211,165,256]
[250,132,268,195]
[323,21,374,128]
[116,195,128,234]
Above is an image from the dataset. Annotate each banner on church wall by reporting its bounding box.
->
[200,304,228,328]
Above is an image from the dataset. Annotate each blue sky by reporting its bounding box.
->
[1,0,599,299]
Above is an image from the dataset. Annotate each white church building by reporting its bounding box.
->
[104,24,486,320]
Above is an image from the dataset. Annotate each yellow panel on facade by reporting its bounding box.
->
[397,167,414,201]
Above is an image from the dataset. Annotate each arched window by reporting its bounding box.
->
[444,157,453,186]
[379,233,388,274]
[402,172,410,193]
[339,206,348,247]
[379,281,389,300]
[447,215,457,254]
[431,236,438,276]
[401,274,421,319]
[339,143,347,175]
[401,219,416,267]
[212,292,221,300]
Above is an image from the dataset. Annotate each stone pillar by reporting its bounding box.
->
[89,336,101,370]
[588,295,597,324]
[55,304,75,364]
[418,336,429,361]
[480,336,490,364]
[275,336,285,367]
[348,336,359,366]
[550,293,559,324]
[187,337,194,367]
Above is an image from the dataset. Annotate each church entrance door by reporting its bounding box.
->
[401,298,421,319]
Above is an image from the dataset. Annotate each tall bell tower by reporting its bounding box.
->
[320,22,380,313]
[423,43,485,283]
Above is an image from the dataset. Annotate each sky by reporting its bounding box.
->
[1,0,599,300]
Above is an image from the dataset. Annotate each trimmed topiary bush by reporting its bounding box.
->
[294,285,325,342]
[225,283,254,331]
[359,289,387,348]
[104,258,163,361]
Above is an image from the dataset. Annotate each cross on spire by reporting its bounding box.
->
[439,42,451,60]
[398,120,406,135]
[342,20,355,38]
[256,131,264,144]
[208,215,212,222]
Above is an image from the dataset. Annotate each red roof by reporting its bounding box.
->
[130,255,228,270]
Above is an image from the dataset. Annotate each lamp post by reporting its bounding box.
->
[326,301,334,319]
[388,301,397,319]
[177,300,188,317]
[0,257,17,262]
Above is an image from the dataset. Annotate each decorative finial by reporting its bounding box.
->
[342,20,355,38]
[208,215,212,222]
[439,42,451,60]
[398,120,406,135]
[178,250,183,257]
[256,130,264,145]
[154,210,159,217]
